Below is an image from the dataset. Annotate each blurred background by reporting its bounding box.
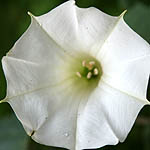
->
[0,0,150,150]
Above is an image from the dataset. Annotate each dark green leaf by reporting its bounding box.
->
[125,3,150,43]
[0,114,28,150]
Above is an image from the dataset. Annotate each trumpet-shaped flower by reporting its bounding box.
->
[1,0,150,150]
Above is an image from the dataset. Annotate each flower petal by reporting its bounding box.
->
[7,16,65,64]
[102,55,150,101]
[97,16,150,100]
[8,92,49,136]
[2,1,150,150]
[98,16,150,66]
[3,54,91,149]
[2,55,70,98]
[36,0,121,55]
[74,5,118,55]
[35,0,79,54]
[9,77,86,150]
[76,81,149,149]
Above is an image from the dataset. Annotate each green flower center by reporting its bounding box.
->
[76,60,101,80]
[66,53,103,94]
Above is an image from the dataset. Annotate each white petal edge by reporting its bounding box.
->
[35,0,79,55]
[97,15,150,101]
[97,12,150,66]
[10,76,89,150]
[6,14,67,64]
[35,0,127,57]
[76,81,150,149]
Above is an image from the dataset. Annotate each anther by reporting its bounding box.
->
[86,61,95,70]
[93,68,99,75]
[82,60,86,67]
[87,72,92,79]
[89,61,95,65]
[76,72,82,78]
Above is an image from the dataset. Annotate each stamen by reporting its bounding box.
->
[86,61,95,70]
[86,64,92,70]
[82,60,86,67]
[93,68,99,75]
[87,72,92,79]
[76,72,82,78]
[89,61,95,65]
[77,59,100,80]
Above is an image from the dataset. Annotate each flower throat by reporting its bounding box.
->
[73,53,103,90]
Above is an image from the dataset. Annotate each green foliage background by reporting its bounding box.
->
[0,0,150,150]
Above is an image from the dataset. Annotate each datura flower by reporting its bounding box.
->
[1,0,150,150]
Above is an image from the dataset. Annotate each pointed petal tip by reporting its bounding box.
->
[27,12,39,24]
[69,0,75,4]
[30,130,36,137]
[146,100,150,105]
[2,56,10,65]
[0,99,7,104]
[27,11,35,18]
[64,0,76,7]
[120,10,127,18]
[2,55,6,60]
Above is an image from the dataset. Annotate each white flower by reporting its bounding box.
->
[1,0,150,150]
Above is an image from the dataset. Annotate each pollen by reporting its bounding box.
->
[76,58,101,81]
[89,61,95,66]
[76,72,82,78]
[87,72,92,79]
[93,68,99,75]
[82,60,86,67]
